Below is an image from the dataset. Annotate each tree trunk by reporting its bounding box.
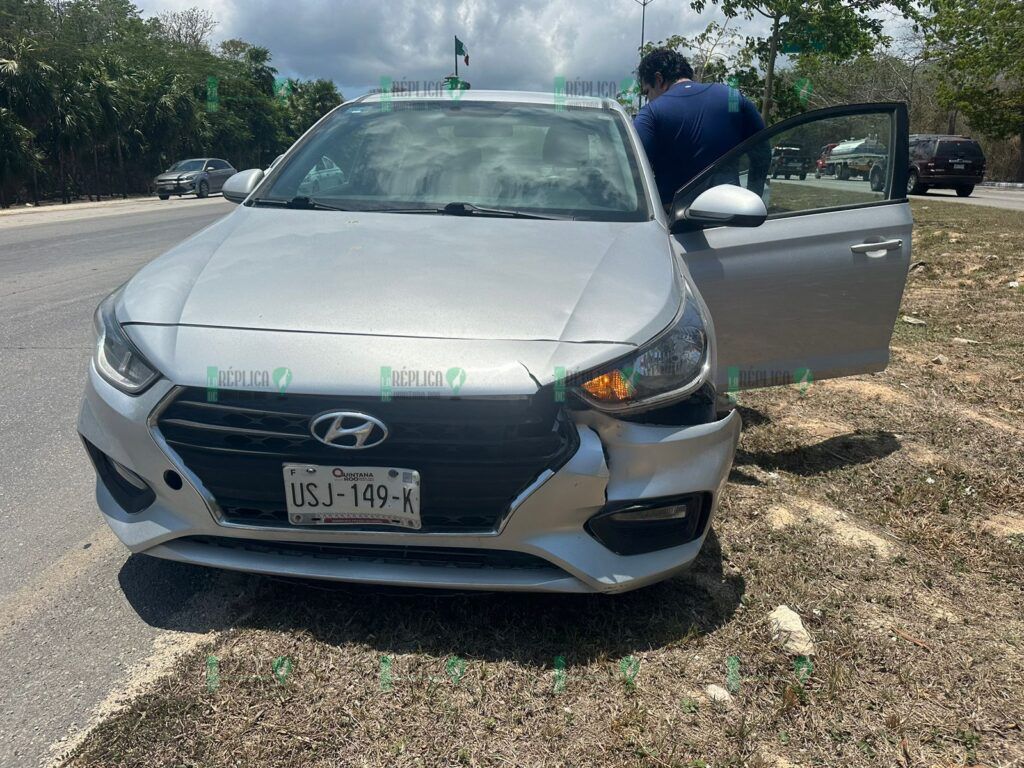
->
[946,110,957,134]
[116,133,127,198]
[58,145,68,204]
[1018,128,1024,183]
[760,15,781,122]
[93,143,101,201]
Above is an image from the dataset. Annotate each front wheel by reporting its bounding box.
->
[799,172,807,181]
[196,180,209,199]
[956,185,975,197]
[907,170,925,195]
[869,168,884,192]
[158,194,169,200]
[784,173,791,180]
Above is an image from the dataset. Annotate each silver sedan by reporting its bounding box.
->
[79,91,911,593]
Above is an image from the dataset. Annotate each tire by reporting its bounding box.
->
[197,180,209,199]
[956,185,974,197]
[772,171,779,179]
[907,169,925,195]
[869,168,884,192]
[784,173,790,180]
[158,194,169,200]
[838,164,850,180]
[799,172,807,181]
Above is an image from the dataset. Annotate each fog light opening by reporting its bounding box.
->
[164,470,183,490]
[80,436,156,515]
[606,504,691,524]
[586,493,711,556]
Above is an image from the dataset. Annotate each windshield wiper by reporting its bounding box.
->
[250,196,353,211]
[369,202,568,219]
[438,201,569,220]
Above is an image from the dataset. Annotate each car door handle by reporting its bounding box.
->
[851,239,902,255]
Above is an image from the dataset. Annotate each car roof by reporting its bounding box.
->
[354,89,620,111]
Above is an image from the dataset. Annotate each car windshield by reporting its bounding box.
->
[260,100,650,221]
[936,140,983,159]
[169,159,206,172]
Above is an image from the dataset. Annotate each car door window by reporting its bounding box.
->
[673,108,902,218]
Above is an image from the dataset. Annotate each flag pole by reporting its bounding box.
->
[454,35,459,78]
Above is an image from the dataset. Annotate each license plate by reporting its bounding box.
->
[953,163,965,169]
[282,464,421,528]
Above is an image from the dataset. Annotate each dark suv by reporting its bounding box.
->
[907,135,986,197]
[770,143,813,180]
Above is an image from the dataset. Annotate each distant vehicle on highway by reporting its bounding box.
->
[907,134,986,197]
[827,137,887,181]
[153,158,236,200]
[769,143,813,180]
[814,142,838,178]
[867,134,987,197]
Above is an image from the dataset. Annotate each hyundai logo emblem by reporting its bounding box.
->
[310,411,388,450]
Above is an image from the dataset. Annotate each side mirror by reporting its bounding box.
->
[222,168,264,204]
[669,184,767,233]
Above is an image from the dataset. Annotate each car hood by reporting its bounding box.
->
[154,171,198,181]
[120,206,680,346]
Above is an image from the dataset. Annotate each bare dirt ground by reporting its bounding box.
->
[59,201,1023,768]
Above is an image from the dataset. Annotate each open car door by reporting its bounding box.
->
[669,103,911,392]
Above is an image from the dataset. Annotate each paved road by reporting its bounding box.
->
[0,198,251,768]
[773,175,1024,211]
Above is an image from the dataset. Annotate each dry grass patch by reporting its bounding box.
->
[62,201,1024,768]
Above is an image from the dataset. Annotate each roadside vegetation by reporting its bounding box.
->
[60,200,1023,767]
[0,1,342,207]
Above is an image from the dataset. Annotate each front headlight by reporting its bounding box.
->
[93,288,161,394]
[573,286,709,413]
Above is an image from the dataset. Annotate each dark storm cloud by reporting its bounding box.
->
[139,0,718,96]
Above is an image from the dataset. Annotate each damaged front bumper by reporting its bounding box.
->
[79,366,741,594]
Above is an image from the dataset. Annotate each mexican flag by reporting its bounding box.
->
[455,37,469,66]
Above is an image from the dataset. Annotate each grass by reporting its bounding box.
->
[61,200,1024,768]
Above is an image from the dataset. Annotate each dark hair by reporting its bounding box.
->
[637,48,694,87]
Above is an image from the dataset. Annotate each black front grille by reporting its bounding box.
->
[157,388,578,532]
[181,536,562,571]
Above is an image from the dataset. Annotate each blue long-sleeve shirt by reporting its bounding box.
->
[634,81,765,204]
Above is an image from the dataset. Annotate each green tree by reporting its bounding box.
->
[925,0,1024,180]
[285,78,343,139]
[689,0,918,121]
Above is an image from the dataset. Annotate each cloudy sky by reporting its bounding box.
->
[137,0,746,99]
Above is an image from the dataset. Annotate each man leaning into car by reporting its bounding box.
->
[634,48,765,208]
